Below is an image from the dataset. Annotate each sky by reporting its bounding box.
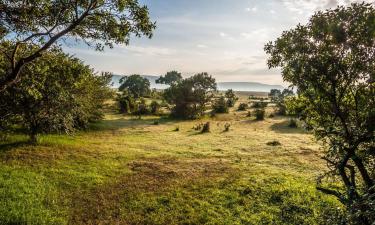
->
[64,0,372,85]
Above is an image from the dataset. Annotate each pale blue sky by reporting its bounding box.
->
[64,0,369,85]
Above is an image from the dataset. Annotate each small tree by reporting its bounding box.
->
[150,100,161,115]
[163,73,217,119]
[119,75,151,98]
[269,89,282,102]
[265,3,375,223]
[117,91,136,114]
[212,96,229,113]
[156,71,182,85]
[224,89,239,107]
[237,103,248,111]
[0,0,155,91]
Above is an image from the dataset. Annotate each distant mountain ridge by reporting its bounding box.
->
[111,75,284,92]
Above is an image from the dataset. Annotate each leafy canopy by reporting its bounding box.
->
[265,3,375,223]
[0,46,112,142]
[163,72,217,119]
[0,0,156,90]
[119,74,151,98]
[156,71,182,85]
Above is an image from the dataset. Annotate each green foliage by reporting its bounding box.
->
[237,103,248,111]
[133,98,150,117]
[224,89,238,107]
[269,89,282,102]
[288,119,298,128]
[163,73,217,119]
[0,0,156,90]
[251,101,268,109]
[265,3,375,223]
[156,71,182,85]
[212,96,229,113]
[117,91,136,114]
[0,47,111,142]
[150,100,161,115]
[119,75,151,98]
[255,108,265,121]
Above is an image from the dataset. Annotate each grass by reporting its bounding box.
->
[0,101,343,224]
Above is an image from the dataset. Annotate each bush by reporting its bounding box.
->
[201,122,210,133]
[255,109,265,120]
[237,103,248,111]
[133,99,150,117]
[251,101,268,108]
[246,111,252,117]
[225,89,238,107]
[288,119,298,128]
[212,96,229,113]
[267,140,281,146]
[224,123,231,132]
[173,126,179,131]
[117,93,135,114]
[153,121,159,125]
[150,100,161,115]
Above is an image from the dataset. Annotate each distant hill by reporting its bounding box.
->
[111,75,284,92]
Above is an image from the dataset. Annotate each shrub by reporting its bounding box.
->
[150,100,161,115]
[269,113,275,118]
[224,123,231,132]
[267,140,281,146]
[173,126,179,132]
[237,103,248,111]
[251,101,268,108]
[117,93,135,114]
[153,121,159,125]
[255,108,265,120]
[288,119,298,128]
[246,111,252,117]
[201,122,210,133]
[212,96,229,113]
[133,99,150,118]
[225,89,238,107]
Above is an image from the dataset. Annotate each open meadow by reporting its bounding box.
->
[0,95,341,225]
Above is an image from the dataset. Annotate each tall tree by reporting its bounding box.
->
[265,3,375,224]
[119,74,150,98]
[0,0,156,91]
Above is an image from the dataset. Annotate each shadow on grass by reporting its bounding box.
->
[87,115,184,133]
[270,120,307,134]
[0,140,30,153]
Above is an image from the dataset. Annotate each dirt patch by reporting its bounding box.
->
[69,157,234,224]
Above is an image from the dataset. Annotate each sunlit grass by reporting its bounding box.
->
[0,102,342,224]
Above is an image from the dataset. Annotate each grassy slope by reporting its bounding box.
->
[0,101,342,224]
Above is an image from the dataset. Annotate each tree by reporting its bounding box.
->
[119,75,151,98]
[0,0,156,91]
[224,89,238,107]
[274,89,294,115]
[265,3,375,223]
[163,73,217,119]
[0,47,112,142]
[269,89,282,102]
[156,71,182,85]
[212,96,229,113]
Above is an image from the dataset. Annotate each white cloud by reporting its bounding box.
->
[245,7,258,12]
[219,32,227,37]
[197,44,208,48]
[282,0,373,15]
[121,45,176,56]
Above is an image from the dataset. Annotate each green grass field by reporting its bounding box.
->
[0,99,343,224]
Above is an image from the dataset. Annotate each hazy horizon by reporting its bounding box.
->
[64,0,370,85]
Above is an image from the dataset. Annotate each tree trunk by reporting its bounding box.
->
[351,155,374,190]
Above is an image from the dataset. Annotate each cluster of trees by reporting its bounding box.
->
[0,0,156,142]
[266,3,375,224]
